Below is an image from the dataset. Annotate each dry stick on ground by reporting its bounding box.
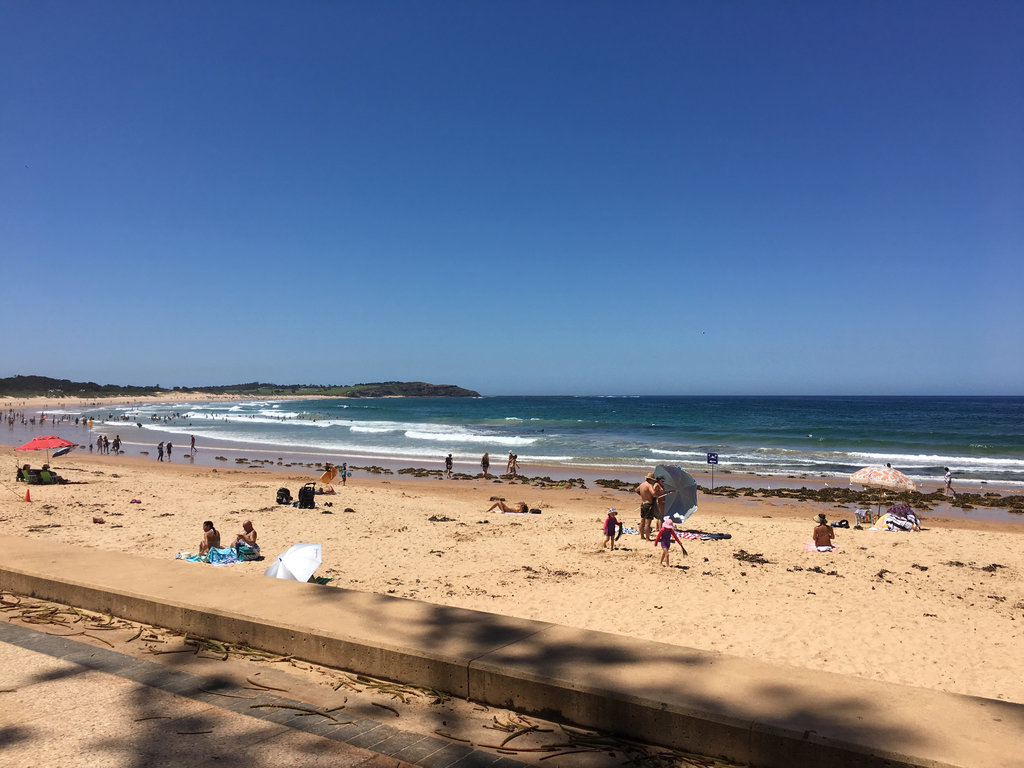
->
[249,703,345,722]
[199,689,257,700]
[244,676,289,692]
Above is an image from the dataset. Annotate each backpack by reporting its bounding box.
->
[276,487,292,505]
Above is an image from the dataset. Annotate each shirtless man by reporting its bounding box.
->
[636,472,659,541]
[235,520,257,547]
[199,520,220,555]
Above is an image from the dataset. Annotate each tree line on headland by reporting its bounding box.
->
[0,375,480,399]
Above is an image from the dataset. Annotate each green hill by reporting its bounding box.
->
[0,375,479,399]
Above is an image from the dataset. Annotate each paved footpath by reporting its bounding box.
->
[0,620,524,768]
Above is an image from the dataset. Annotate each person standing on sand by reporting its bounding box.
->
[166,440,172,461]
[813,513,835,551]
[603,508,622,550]
[653,474,667,519]
[944,468,955,496]
[157,442,164,461]
[636,472,658,541]
[190,435,196,455]
[444,453,453,479]
[653,516,686,566]
[340,462,347,486]
[481,452,489,478]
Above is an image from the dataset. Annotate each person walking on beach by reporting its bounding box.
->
[636,472,658,541]
[653,517,686,566]
[190,435,196,455]
[111,435,121,455]
[944,468,955,496]
[340,462,347,486]
[166,440,173,461]
[506,452,514,475]
[481,452,490,478]
[444,453,453,479]
[157,442,164,461]
[603,508,622,550]
[813,513,835,551]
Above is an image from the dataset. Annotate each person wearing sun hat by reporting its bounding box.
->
[813,513,835,551]
[636,472,659,542]
[653,515,687,566]
[602,508,622,550]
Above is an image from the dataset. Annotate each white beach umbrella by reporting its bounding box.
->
[264,543,322,582]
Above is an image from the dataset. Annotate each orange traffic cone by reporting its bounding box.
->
[24,489,31,502]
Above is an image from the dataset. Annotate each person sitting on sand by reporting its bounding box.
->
[234,520,260,560]
[199,520,220,555]
[486,500,527,514]
[653,516,686,566]
[603,508,622,550]
[813,513,835,551]
[235,520,257,547]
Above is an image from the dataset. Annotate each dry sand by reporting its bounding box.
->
[2,446,1021,706]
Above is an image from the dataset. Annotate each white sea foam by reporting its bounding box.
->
[404,430,536,447]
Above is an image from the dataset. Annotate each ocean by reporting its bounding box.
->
[72,395,1024,489]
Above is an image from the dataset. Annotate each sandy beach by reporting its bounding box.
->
[2,444,1021,709]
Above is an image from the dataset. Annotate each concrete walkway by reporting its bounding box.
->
[2,535,1021,768]
[0,619,520,768]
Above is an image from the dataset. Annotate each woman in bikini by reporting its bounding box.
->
[485,500,527,514]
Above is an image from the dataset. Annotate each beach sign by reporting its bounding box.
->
[707,452,718,490]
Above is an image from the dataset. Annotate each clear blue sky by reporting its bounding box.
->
[2,1,1021,395]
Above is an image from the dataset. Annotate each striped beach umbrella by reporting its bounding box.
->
[850,465,916,492]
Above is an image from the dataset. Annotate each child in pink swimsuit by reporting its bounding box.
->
[653,517,686,566]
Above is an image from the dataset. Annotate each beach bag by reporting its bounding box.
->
[276,487,292,505]
[297,482,316,509]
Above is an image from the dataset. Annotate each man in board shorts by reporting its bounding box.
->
[636,472,659,541]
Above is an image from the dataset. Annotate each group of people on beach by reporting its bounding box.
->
[445,451,519,479]
[596,471,687,566]
[195,519,260,561]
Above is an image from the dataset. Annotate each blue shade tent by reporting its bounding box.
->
[654,464,698,524]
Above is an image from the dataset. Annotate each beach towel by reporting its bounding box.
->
[803,541,839,552]
[235,543,261,561]
[678,530,732,541]
[178,546,242,566]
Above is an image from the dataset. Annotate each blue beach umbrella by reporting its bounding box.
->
[654,464,698,524]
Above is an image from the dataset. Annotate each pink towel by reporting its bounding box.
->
[803,541,838,552]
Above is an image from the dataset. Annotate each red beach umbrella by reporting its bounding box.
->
[16,435,77,462]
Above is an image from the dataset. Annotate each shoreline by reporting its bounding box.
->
[7,392,1022,502]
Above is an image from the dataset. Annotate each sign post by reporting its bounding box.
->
[707,452,718,490]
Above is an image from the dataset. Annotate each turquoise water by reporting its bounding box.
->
[77,396,1024,487]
